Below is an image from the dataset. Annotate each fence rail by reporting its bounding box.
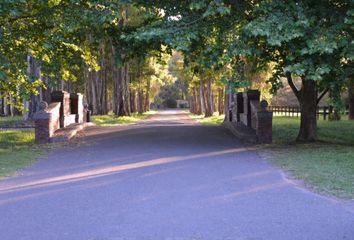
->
[268,106,334,120]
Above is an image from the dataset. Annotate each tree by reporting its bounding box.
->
[0,0,121,116]
[242,0,353,141]
[349,78,354,120]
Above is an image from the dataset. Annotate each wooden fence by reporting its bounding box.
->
[268,106,334,120]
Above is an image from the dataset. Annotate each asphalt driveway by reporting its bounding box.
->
[0,110,353,240]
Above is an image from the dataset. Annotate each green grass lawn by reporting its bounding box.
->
[268,116,354,199]
[0,130,41,178]
[189,112,225,125]
[92,111,156,126]
[0,116,23,127]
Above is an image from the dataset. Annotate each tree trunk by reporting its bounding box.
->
[224,84,230,122]
[204,78,213,117]
[202,79,213,117]
[349,78,354,120]
[9,95,14,116]
[24,54,41,120]
[113,65,130,116]
[3,96,9,116]
[130,89,137,113]
[119,64,131,116]
[145,77,151,112]
[112,66,120,115]
[199,82,206,115]
[137,89,144,114]
[85,47,109,116]
[112,11,131,117]
[189,95,195,114]
[194,87,202,115]
[296,78,318,142]
[0,93,4,116]
[218,88,224,114]
[327,88,341,121]
[286,74,319,142]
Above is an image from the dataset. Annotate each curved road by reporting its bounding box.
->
[0,110,353,240]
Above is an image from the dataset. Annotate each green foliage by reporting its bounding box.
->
[129,0,352,106]
[158,80,186,102]
[0,0,124,99]
[242,0,352,95]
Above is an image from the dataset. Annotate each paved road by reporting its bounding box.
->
[0,110,353,240]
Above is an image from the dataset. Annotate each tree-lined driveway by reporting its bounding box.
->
[0,110,353,240]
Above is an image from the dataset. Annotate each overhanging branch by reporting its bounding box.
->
[286,72,300,99]
[317,88,329,105]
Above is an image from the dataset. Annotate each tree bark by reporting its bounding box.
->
[349,78,354,120]
[85,43,109,116]
[112,65,120,115]
[3,96,9,116]
[119,64,131,116]
[224,84,230,122]
[204,78,213,117]
[194,87,202,115]
[205,78,214,117]
[137,89,144,114]
[287,74,318,142]
[112,10,131,116]
[24,53,41,120]
[218,88,224,114]
[130,89,137,113]
[0,93,4,116]
[199,81,206,115]
[189,95,195,114]
[329,98,341,121]
[113,65,130,116]
[144,77,150,112]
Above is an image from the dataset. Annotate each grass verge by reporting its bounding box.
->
[189,113,225,125]
[266,116,354,199]
[0,116,23,127]
[92,111,156,126]
[0,130,42,178]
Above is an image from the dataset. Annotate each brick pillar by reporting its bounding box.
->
[51,91,70,127]
[256,100,273,144]
[234,92,244,122]
[70,93,84,123]
[241,90,260,127]
[34,101,61,144]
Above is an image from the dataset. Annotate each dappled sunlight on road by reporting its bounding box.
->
[0,148,246,193]
[209,181,290,203]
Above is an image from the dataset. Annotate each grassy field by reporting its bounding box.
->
[92,111,156,126]
[0,130,41,178]
[268,116,354,199]
[189,113,225,125]
[0,116,23,127]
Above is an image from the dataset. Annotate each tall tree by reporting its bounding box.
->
[349,78,354,120]
[242,0,352,141]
